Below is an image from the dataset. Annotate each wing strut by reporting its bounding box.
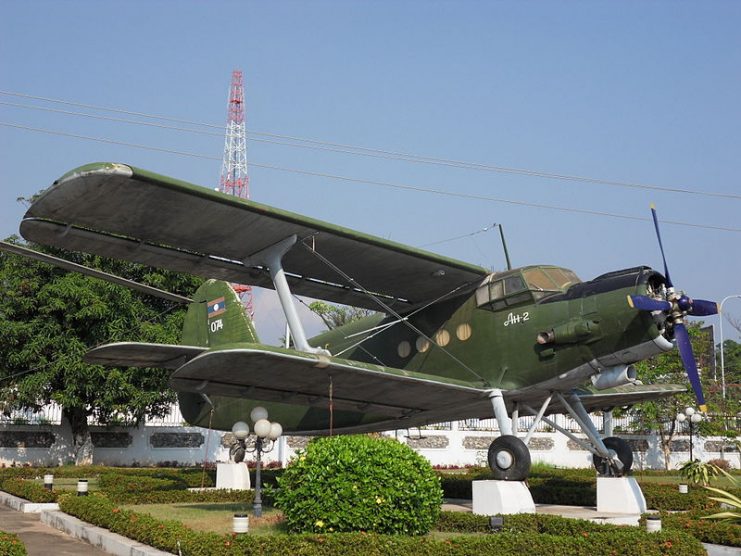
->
[300,240,490,385]
[244,235,328,355]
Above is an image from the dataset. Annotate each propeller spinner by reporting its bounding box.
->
[627,205,718,412]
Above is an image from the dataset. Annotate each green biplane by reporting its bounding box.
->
[3,162,718,480]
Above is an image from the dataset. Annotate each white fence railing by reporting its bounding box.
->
[0,402,185,427]
[2,403,737,435]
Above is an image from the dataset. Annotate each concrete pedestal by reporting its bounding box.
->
[472,480,535,515]
[216,463,251,490]
[596,477,646,514]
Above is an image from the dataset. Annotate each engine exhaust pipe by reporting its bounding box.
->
[591,365,638,390]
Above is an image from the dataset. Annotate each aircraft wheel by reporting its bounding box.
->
[592,437,633,477]
[487,435,531,481]
[230,443,246,463]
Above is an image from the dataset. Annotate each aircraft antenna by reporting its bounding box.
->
[219,69,254,316]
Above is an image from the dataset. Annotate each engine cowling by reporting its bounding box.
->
[591,365,638,390]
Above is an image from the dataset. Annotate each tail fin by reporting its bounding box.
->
[182,279,259,348]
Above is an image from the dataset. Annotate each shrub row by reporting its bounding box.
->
[59,494,705,556]
[0,531,27,556]
[112,488,255,505]
[0,465,216,488]
[1,478,58,503]
[640,511,741,548]
[0,475,249,506]
[435,511,625,535]
[439,475,735,511]
[98,473,183,496]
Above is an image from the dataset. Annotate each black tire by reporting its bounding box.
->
[230,443,246,463]
[592,436,633,477]
[487,435,531,481]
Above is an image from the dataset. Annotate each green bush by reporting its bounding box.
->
[1,478,58,503]
[0,531,27,556]
[275,435,443,535]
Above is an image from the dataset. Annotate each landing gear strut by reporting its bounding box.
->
[487,389,532,480]
[496,390,636,479]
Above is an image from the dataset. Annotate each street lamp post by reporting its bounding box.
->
[230,407,283,518]
[677,407,703,461]
[719,294,741,400]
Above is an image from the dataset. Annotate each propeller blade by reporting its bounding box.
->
[650,204,673,288]
[688,299,719,316]
[674,322,707,412]
[627,294,671,312]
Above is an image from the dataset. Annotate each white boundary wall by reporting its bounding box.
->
[1,419,738,470]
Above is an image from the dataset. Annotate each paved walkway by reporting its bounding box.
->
[0,504,107,556]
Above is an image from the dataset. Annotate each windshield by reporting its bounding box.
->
[523,267,579,292]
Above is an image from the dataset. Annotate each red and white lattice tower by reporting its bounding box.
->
[219,69,253,315]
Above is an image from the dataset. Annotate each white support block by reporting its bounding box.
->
[472,480,535,515]
[216,462,251,490]
[596,477,646,514]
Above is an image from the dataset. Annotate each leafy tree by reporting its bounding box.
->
[308,300,375,330]
[0,238,202,464]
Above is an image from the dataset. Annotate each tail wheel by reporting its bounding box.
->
[487,435,531,481]
[592,436,633,476]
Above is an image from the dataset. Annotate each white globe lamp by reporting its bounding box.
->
[231,421,250,441]
[254,418,271,439]
[250,406,269,423]
[268,422,283,441]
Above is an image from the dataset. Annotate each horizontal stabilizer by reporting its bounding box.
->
[85,342,207,369]
[170,346,489,418]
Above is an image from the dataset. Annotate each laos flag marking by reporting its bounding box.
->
[207,297,226,318]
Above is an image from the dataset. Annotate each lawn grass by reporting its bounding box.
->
[123,502,286,535]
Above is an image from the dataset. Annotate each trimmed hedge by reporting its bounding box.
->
[640,511,741,548]
[0,531,27,556]
[436,511,625,535]
[113,488,255,505]
[1,478,57,503]
[59,494,705,556]
[0,471,243,506]
[439,474,736,512]
[0,465,216,488]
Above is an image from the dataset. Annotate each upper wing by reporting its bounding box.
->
[167,345,490,419]
[20,163,488,311]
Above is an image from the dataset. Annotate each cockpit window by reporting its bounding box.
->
[546,268,580,289]
[476,266,581,312]
[523,268,558,291]
[503,275,526,295]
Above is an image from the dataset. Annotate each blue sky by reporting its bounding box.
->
[1,1,740,344]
